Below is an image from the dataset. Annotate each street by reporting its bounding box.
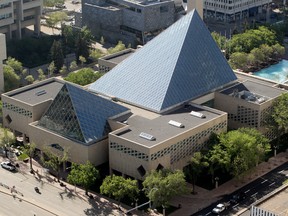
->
[0,161,122,216]
[192,162,288,216]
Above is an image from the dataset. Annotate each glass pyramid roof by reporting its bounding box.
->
[89,10,237,113]
[38,83,129,144]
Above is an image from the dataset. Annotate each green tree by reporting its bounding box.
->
[3,65,20,92]
[59,65,68,75]
[187,152,208,193]
[41,147,68,181]
[100,36,105,45]
[6,57,24,75]
[271,43,285,59]
[78,56,86,67]
[250,47,265,67]
[107,41,126,54]
[37,68,46,81]
[143,169,187,208]
[69,61,78,71]
[0,128,16,158]
[211,32,227,51]
[228,52,248,70]
[75,26,93,62]
[50,40,64,72]
[89,49,104,62]
[46,11,68,34]
[48,61,56,77]
[271,93,288,133]
[68,161,99,194]
[64,68,103,86]
[100,175,139,205]
[22,142,36,172]
[25,75,34,84]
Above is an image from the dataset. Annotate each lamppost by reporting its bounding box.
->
[215,177,219,188]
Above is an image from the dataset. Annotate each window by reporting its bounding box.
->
[5,115,12,124]
[137,165,146,177]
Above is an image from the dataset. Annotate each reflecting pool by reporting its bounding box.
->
[253,60,288,83]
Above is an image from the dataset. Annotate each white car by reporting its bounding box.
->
[212,203,225,214]
[1,161,17,172]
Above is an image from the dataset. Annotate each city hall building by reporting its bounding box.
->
[2,10,286,180]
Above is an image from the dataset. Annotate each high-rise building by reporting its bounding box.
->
[0,33,6,93]
[0,0,42,39]
[204,0,272,22]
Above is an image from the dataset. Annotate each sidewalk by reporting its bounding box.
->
[169,152,288,216]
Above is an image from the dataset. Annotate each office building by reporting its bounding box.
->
[0,33,6,93]
[0,0,42,39]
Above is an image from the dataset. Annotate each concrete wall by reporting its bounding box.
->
[109,114,227,180]
[29,123,109,165]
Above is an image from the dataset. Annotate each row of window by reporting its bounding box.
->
[0,13,12,20]
[110,142,149,161]
[3,102,32,118]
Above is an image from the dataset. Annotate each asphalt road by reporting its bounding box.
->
[192,162,288,216]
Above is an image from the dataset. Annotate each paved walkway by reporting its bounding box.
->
[169,152,288,216]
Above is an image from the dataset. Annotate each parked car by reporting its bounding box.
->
[212,203,226,214]
[230,192,246,204]
[1,161,17,172]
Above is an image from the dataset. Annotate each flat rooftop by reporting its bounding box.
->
[113,104,224,147]
[6,79,64,105]
[220,80,286,103]
[101,49,135,64]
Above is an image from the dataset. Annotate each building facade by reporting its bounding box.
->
[0,33,6,93]
[82,0,176,45]
[204,0,272,22]
[0,0,42,39]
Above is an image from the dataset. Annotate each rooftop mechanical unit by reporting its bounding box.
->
[190,111,206,118]
[139,132,155,141]
[168,120,184,128]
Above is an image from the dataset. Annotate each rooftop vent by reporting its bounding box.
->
[190,111,206,119]
[139,132,155,141]
[168,120,184,128]
[35,90,46,96]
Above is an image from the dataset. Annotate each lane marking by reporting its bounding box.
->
[233,204,239,208]
[205,212,211,216]
[245,189,250,193]
[269,182,275,187]
[278,170,284,173]
[261,179,268,184]
[252,192,258,197]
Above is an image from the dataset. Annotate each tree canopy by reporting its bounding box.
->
[67,161,99,194]
[64,68,103,86]
[100,175,139,205]
[143,169,187,207]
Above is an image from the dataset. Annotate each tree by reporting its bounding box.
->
[78,56,86,67]
[250,47,265,67]
[271,93,288,135]
[48,61,56,77]
[75,26,93,62]
[25,75,34,84]
[219,128,270,178]
[0,128,16,158]
[6,57,24,75]
[89,49,104,62]
[59,65,68,75]
[50,40,64,72]
[68,161,99,194]
[41,147,68,181]
[46,11,68,34]
[187,152,208,193]
[143,169,187,208]
[100,36,105,45]
[271,43,285,59]
[64,68,103,86]
[37,68,46,81]
[3,65,20,92]
[228,52,248,70]
[100,175,139,205]
[206,144,230,185]
[108,41,126,54]
[69,61,78,71]
[22,143,36,172]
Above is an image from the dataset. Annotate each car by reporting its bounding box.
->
[230,192,246,204]
[212,203,226,214]
[55,3,66,8]
[1,161,17,171]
